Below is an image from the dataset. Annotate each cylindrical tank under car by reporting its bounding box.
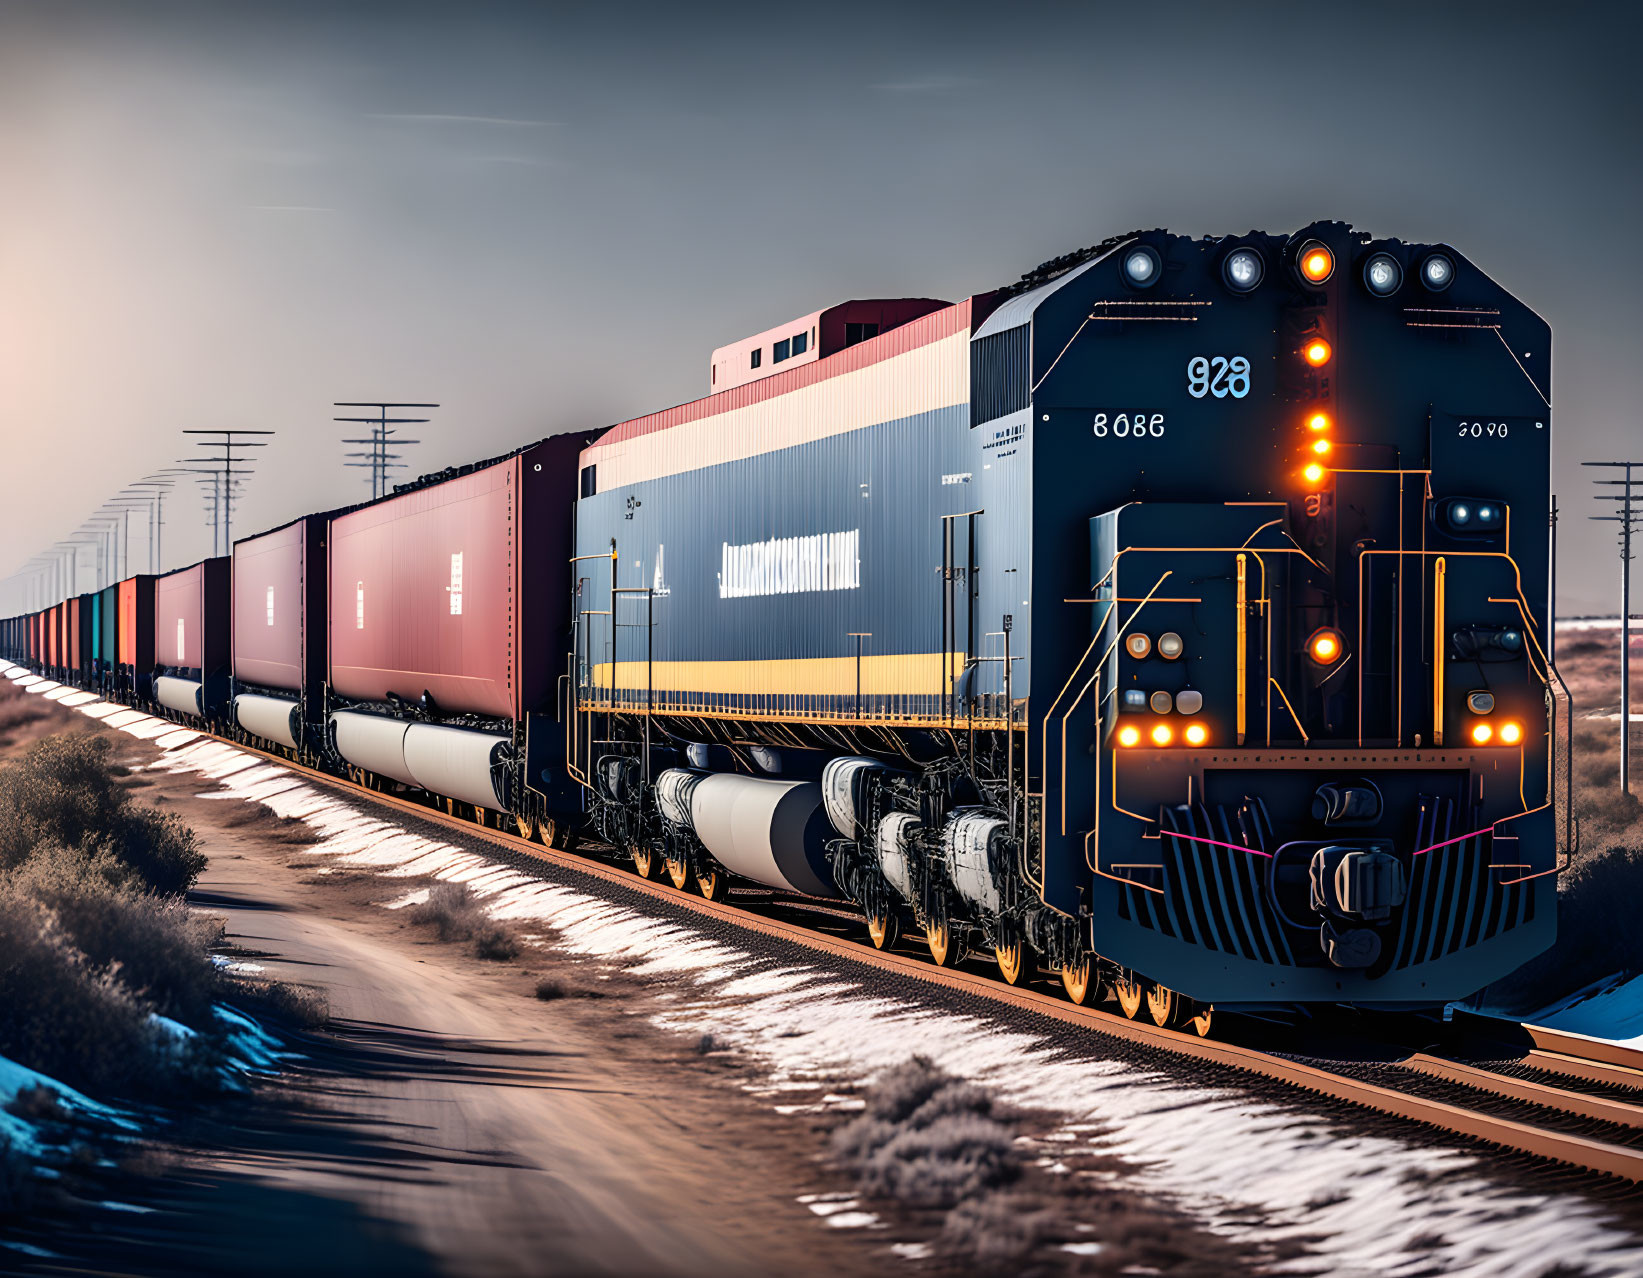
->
[941,810,1009,916]
[234,693,302,751]
[687,773,839,898]
[155,675,204,719]
[330,711,416,788]
[401,722,511,811]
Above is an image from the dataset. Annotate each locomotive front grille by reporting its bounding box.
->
[1120,797,1532,971]
[1391,795,1533,967]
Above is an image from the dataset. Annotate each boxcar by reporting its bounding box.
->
[152,559,231,721]
[325,433,587,835]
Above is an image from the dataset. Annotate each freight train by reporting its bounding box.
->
[2,223,1568,1035]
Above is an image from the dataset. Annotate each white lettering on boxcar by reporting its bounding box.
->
[448,552,464,616]
[356,583,365,630]
[718,530,860,599]
[177,618,185,663]
[266,586,275,626]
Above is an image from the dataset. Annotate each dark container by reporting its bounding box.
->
[97,584,118,675]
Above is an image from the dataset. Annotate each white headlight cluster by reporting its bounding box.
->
[1122,246,1162,289]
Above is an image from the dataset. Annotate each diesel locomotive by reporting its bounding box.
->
[3,223,1566,1034]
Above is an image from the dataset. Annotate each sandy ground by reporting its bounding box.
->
[0,693,889,1277]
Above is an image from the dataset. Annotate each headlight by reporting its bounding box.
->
[1125,632,1152,659]
[1222,248,1264,293]
[1297,239,1334,284]
[1436,496,1503,534]
[1156,632,1184,659]
[1122,688,1147,709]
[1466,690,1495,714]
[1363,252,1402,296]
[1149,690,1173,714]
[1122,246,1162,289]
[1175,689,1203,714]
[1421,252,1455,291]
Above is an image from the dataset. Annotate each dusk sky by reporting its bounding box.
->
[2,0,1638,613]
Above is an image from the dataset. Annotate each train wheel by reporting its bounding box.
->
[515,812,536,841]
[995,939,1028,986]
[696,863,728,902]
[1059,956,1095,1006]
[1145,983,1178,1029]
[865,906,899,951]
[542,819,561,850]
[1114,972,1145,1020]
[665,853,691,890]
[925,917,954,967]
[1183,1002,1214,1038]
[630,843,657,879]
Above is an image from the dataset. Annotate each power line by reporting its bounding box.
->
[1586,460,1643,795]
[335,402,437,499]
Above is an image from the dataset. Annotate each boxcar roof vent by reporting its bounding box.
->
[709,298,949,394]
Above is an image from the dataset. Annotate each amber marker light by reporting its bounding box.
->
[1150,723,1174,747]
[1307,628,1343,665]
[1311,438,1332,456]
[1183,723,1208,746]
[1299,243,1335,283]
[1307,411,1332,432]
[1471,722,1494,745]
[1303,338,1333,366]
[1117,724,1141,747]
[1303,462,1326,485]
[1499,721,1523,745]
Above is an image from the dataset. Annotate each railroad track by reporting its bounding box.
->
[13,667,1643,1186]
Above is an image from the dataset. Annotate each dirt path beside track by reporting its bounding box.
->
[14,707,890,1276]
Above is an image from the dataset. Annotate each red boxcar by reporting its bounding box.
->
[233,518,311,694]
[155,559,231,676]
[328,435,584,722]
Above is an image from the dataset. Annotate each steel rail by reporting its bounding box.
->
[175,735,1643,1182]
[13,668,1643,1184]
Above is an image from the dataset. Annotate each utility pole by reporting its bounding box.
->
[183,430,274,553]
[128,477,179,573]
[1587,460,1643,795]
[336,402,436,499]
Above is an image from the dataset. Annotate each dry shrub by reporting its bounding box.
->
[0,734,205,893]
[940,1192,1062,1271]
[5,845,224,1025]
[534,976,606,1001]
[831,1056,1019,1210]
[230,978,330,1029]
[219,803,321,845]
[410,883,520,960]
[0,893,175,1096]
